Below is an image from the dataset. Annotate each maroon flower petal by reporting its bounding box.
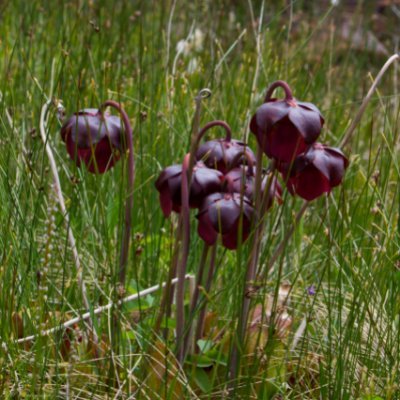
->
[158,184,173,217]
[221,220,241,250]
[65,133,82,167]
[286,166,329,201]
[197,212,218,245]
[106,115,124,149]
[193,167,223,192]
[297,101,323,116]
[208,196,239,234]
[155,163,223,215]
[251,101,290,132]
[287,106,323,144]
[155,165,182,189]
[61,109,124,174]
[266,118,307,163]
[222,217,251,250]
[86,136,119,174]
[224,167,256,201]
[196,139,256,173]
[197,193,254,249]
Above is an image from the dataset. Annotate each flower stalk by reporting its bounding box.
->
[100,100,135,288]
[263,79,294,102]
[176,153,191,362]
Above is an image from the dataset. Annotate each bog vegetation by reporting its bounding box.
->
[0,1,400,399]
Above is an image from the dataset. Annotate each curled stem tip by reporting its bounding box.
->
[264,80,294,102]
[197,88,212,100]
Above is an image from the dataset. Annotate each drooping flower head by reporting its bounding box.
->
[250,80,324,164]
[223,150,282,209]
[196,139,256,173]
[155,161,223,217]
[61,108,123,173]
[196,192,254,250]
[195,120,255,173]
[282,143,348,201]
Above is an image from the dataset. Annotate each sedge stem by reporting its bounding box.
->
[195,244,217,344]
[182,243,210,357]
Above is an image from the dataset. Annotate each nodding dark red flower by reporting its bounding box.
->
[61,108,123,173]
[250,81,324,164]
[223,165,255,200]
[196,139,256,173]
[282,143,348,201]
[196,192,254,250]
[224,166,282,209]
[155,161,224,217]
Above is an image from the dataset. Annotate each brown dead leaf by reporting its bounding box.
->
[11,312,23,339]
[144,340,185,399]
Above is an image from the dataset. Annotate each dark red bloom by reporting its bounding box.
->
[155,161,223,217]
[224,166,282,209]
[61,108,123,174]
[196,139,256,173]
[250,82,324,164]
[282,143,348,201]
[223,165,255,200]
[196,193,254,250]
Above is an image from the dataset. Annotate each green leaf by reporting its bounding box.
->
[186,353,214,368]
[193,367,212,393]
[197,339,214,353]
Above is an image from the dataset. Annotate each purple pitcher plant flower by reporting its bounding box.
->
[282,143,349,201]
[196,192,254,250]
[155,161,224,217]
[250,80,324,164]
[61,108,124,174]
[195,120,255,173]
[196,138,256,173]
[61,101,134,286]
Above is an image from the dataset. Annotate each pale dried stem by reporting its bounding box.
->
[39,100,98,345]
[340,53,400,148]
[17,275,194,344]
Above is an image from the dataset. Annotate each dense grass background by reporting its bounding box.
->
[0,0,400,398]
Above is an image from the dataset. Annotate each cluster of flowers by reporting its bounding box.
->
[59,81,348,252]
[154,80,348,249]
[155,121,281,249]
[251,81,349,201]
[59,80,350,367]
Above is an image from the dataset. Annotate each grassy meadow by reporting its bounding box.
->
[0,0,400,398]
